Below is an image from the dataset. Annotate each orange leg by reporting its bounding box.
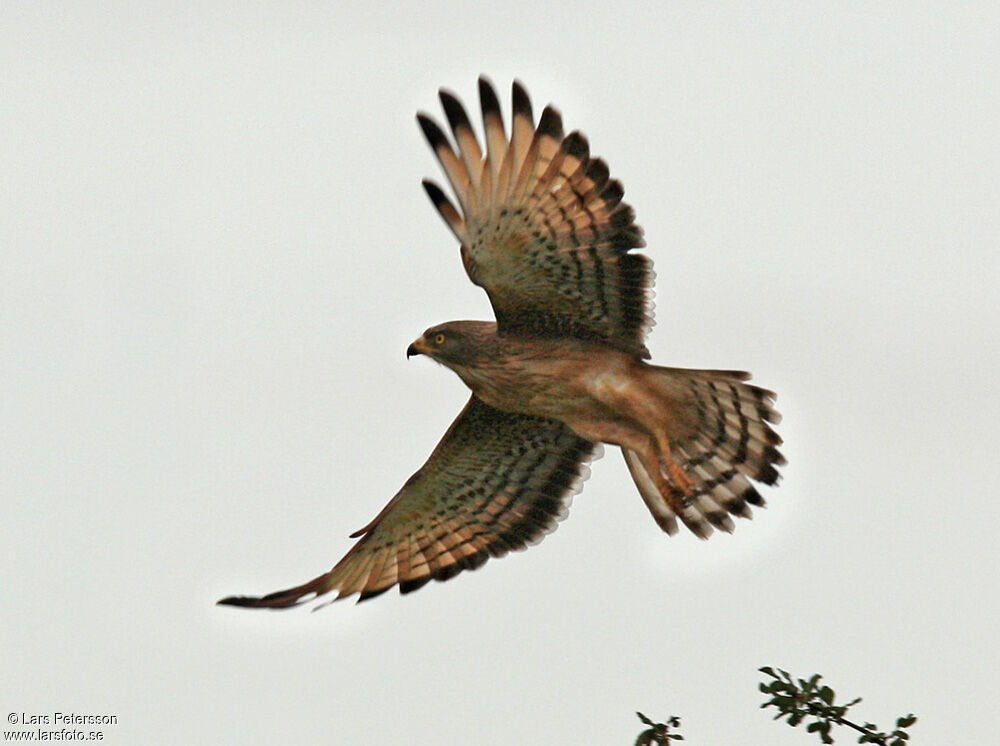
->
[589,371,696,505]
[634,436,694,514]
[655,434,695,498]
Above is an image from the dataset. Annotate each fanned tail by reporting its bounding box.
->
[626,367,785,539]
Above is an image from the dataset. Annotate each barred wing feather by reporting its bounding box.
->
[419,77,654,358]
[218,397,598,607]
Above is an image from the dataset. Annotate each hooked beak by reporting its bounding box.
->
[406,336,429,359]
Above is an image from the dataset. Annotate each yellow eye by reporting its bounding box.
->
[434,333,446,345]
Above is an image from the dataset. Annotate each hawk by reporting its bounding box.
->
[219,78,784,608]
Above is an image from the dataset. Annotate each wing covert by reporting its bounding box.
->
[419,77,655,358]
[217,396,598,607]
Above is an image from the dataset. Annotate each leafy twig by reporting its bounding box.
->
[758,667,917,745]
[634,712,684,745]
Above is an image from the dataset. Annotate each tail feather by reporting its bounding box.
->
[623,447,679,535]
[627,367,785,539]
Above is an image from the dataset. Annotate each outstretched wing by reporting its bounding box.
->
[218,397,598,607]
[419,77,654,358]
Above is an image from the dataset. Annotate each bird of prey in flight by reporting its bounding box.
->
[219,77,784,609]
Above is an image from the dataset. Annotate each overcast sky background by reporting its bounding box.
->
[3,3,998,744]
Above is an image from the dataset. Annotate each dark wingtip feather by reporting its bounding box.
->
[537,105,564,140]
[561,131,590,160]
[416,113,450,150]
[422,178,448,206]
[609,204,636,228]
[422,178,464,235]
[600,179,624,208]
[357,586,391,603]
[431,563,463,582]
[439,89,474,134]
[459,549,490,571]
[585,158,610,189]
[399,576,433,595]
[478,76,501,119]
[216,573,328,609]
[216,588,309,609]
[216,595,259,607]
[512,80,533,121]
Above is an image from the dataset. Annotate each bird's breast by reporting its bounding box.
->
[451,338,635,422]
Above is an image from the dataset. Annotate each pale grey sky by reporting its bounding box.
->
[3,3,998,744]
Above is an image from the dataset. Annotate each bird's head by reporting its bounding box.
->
[407,321,498,368]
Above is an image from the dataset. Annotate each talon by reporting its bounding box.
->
[657,439,695,497]
[665,458,694,497]
[664,484,694,514]
[636,435,698,517]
